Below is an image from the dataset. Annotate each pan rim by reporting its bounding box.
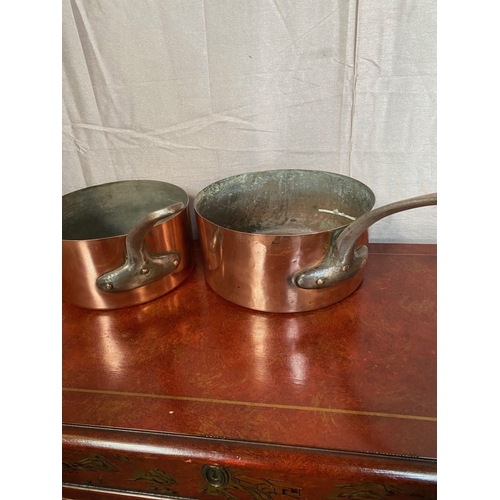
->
[194,168,376,237]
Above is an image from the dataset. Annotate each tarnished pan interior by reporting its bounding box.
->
[194,170,376,235]
[63,180,189,241]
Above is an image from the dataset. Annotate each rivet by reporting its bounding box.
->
[342,265,349,272]
[140,267,149,274]
[173,259,179,266]
[105,283,113,290]
[316,278,325,285]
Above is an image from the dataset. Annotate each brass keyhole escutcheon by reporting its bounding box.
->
[201,465,230,487]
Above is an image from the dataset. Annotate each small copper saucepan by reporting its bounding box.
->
[194,169,436,313]
[62,180,194,310]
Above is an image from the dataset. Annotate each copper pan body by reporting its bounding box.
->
[194,169,374,313]
[194,169,437,313]
[62,180,194,310]
[196,221,368,313]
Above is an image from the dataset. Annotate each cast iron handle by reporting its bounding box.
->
[294,193,437,289]
[96,202,185,293]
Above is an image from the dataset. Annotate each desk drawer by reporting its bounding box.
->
[63,425,436,500]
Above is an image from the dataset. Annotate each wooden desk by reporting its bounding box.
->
[62,243,437,500]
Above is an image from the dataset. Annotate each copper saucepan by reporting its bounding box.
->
[62,180,194,310]
[194,169,436,313]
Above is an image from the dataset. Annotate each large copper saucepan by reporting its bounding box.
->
[194,169,436,313]
[62,180,193,310]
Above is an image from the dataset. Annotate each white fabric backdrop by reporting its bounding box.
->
[62,0,436,243]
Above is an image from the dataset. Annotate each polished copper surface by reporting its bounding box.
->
[196,217,368,312]
[194,169,436,313]
[62,180,194,310]
[63,207,193,309]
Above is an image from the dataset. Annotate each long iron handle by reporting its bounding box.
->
[294,193,437,289]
